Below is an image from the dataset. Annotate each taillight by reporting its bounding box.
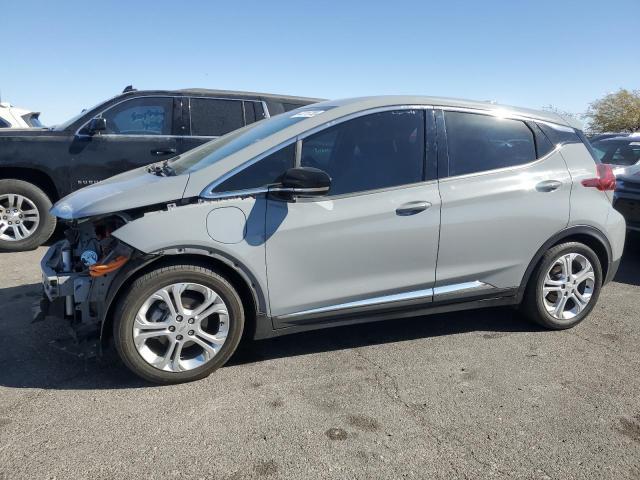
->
[581,164,616,191]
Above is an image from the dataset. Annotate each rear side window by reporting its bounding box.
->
[537,123,581,146]
[190,98,244,136]
[444,111,536,176]
[0,117,10,128]
[213,143,295,193]
[282,103,303,112]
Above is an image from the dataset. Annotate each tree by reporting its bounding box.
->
[585,89,640,133]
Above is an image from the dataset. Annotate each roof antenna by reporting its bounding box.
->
[122,85,136,93]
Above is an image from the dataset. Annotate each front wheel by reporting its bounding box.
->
[0,179,56,251]
[521,242,603,329]
[113,264,245,384]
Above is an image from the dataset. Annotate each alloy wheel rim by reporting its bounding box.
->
[0,194,40,242]
[542,253,595,320]
[133,282,229,372]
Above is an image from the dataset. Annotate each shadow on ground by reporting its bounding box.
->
[0,235,637,391]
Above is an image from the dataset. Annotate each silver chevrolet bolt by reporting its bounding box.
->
[39,96,626,384]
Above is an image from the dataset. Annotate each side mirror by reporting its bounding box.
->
[87,117,107,135]
[276,167,331,197]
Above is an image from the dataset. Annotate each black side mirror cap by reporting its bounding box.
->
[277,167,331,197]
[87,117,107,135]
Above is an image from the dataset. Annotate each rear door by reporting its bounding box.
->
[434,109,571,297]
[265,108,441,325]
[70,96,179,187]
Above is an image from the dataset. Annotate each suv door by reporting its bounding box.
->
[434,109,572,298]
[264,108,441,325]
[70,96,179,188]
[180,97,258,152]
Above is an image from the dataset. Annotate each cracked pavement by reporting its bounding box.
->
[1,237,639,479]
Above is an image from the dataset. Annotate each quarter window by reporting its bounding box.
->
[213,143,295,192]
[444,111,536,176]
[190,98,244,136]
[101,97,173,135]
[0,118,10,128]
[301,110,425,196]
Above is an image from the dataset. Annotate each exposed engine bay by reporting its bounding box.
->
[39,214,137,354]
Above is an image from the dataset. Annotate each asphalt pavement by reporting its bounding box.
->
[1,238,639,479]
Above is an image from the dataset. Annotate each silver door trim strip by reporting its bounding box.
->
[278,288,434,319]
[433,280,491,296]
[278,280,495,320]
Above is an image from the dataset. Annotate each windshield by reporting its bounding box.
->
[170,107,334,175]
[54,96,119,131]
[592,140,640,166]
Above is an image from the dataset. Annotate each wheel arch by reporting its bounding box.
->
[517,225,612,302]
[0,167,59,202]
[99,250,267,349]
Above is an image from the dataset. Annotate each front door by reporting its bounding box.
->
[265,108,441,326]
[69,96,179,189]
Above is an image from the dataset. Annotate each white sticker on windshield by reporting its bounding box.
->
[291,110,325,118]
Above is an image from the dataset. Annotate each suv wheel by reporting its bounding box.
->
[521,242,603,329]
[113,264,245,384]
[0,179,57,251]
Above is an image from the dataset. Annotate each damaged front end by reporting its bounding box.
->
[38,214,136,356]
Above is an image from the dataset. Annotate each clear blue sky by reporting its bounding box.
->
[3,0,638,126]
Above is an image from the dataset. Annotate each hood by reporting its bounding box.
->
[51,166,190,220]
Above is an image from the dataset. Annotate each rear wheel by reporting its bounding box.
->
[0,179,56,251]
[521,242,602,329]
[113,264,244,384]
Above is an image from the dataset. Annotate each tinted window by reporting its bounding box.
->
[0,117,10,128]
[529,122,554,157]
[213,143,295,192]
[444,112,535,176]
[102,97,173,135]
[301,110,425,196]
[190,98,244,136]
[283,102,303,112]
[243,101,256,124]
[537,123,581,145]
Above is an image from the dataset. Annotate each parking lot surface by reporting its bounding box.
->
[1,239,639,479]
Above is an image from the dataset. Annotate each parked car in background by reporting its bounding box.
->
[0,102,44,129]
[0,87,320,251]
[591,136,640,167]
[39,96,625,384]
[613,166,640,232]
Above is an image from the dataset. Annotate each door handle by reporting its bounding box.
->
[151,148,177,156]
[396,201,431,216]
[536,180,562,192]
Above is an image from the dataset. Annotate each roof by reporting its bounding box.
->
[309,96,577,127]
[123,88,324,104]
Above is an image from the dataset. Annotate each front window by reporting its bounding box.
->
[301,109,425,196]
[100,97,173,135]
[170,106,334,175]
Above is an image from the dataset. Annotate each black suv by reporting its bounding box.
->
[0,87,320,251]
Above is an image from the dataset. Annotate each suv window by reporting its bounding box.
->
[0,117,10,128]
[444,111,536,176]
[213,143,295,193]
[190,98,244,137]
[301,110,425,196]
[101,97,173,135]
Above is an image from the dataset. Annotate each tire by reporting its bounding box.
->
[113,263,245,384]
[0,179,56,251]
[520,242,603,330]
